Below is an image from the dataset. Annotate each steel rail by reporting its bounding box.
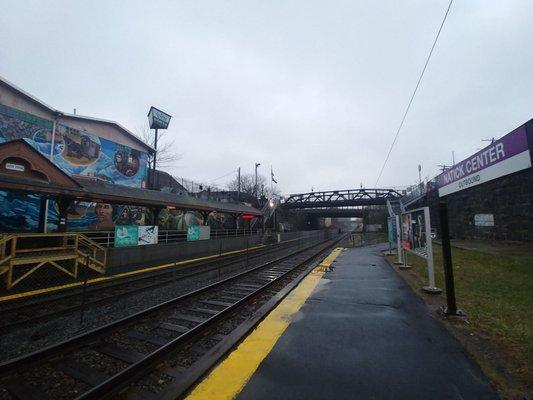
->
[0,240,296,331]
[0,237,329,376]
[77,236,344,400]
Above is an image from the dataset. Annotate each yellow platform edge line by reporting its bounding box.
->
[0,237,302,303]
[185,246,344,400]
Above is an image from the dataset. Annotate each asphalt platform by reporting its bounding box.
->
[236,244,499,400]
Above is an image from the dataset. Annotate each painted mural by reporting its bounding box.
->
[0,103,235,234]
[49,124,148,188]
[0,104,148,188]
[0,192,41,231]
[0,103,150,232]
[45,202,150,232]
[157,209,203,231]
[155,209,231,231]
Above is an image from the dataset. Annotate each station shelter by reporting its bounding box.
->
[0,76,262,291]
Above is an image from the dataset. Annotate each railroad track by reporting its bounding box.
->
[0,235,343,400]
[0,238,302,331]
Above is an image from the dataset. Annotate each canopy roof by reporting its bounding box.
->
[0,140,262,216]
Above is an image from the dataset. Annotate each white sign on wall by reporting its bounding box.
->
[474,214,494,227]
[5,163,25,172]
[138,225,159,245]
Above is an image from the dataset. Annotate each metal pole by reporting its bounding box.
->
[152,128,158,190]
[270,165,273,198]
[218,242,222,280]
[79,254,90,327]
[439,198,460,315]
[255,165,258,198]
[246,239,249,269]
[395,215,403,264]
[254,162,260,199]
[237,167,241,201]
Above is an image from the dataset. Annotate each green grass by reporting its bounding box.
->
[407,244,533,386]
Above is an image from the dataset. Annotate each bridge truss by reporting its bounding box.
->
[282,188,402,209]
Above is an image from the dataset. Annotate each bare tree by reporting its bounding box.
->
[138,122,181,170]
[227,173,281,198]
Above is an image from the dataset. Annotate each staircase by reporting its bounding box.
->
[0,232,107,290]
[387,198,405,217]
[251,198,279,229]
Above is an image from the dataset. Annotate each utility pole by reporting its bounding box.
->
[418,164,422,186]
[254,162,261,198]
[237,167,241,201]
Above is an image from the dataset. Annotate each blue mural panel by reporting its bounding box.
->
[0,192,41,232]
[46,201,150,232]
[52,124,148,188]
[0,104,148,188]
[0,103,150,232]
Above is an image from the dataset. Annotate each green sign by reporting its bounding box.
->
[187,225,201,241]
[114,225,139,247]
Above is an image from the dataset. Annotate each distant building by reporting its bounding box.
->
[148,169,187,194]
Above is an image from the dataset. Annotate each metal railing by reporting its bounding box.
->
[0,232,107,290]
[252,198,278,228]
[84,228,260,247]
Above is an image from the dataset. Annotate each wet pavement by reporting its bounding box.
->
[237,244,499,400]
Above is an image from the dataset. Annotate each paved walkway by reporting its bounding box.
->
[235,244,498,400]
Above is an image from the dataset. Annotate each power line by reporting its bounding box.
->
[375,0,453,186]
[208,169,239,183]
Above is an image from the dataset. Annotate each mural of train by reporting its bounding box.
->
[63,134,101,160]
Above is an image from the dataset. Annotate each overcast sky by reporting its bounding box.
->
[1,1,531,194]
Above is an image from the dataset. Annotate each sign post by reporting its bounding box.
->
[438,197,459,315]
[386,217,396,255]
[395,215,403,265]
[147,106,172,189]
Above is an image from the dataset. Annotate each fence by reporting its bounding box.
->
[85,228,260,247]
[172,176,225,194]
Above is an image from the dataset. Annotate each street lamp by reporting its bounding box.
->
[254,162,261,198]
[147,106,172,189]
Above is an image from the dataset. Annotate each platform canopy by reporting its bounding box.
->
[0,139,262,216]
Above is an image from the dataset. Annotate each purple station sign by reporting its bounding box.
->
[437,123,532,197]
